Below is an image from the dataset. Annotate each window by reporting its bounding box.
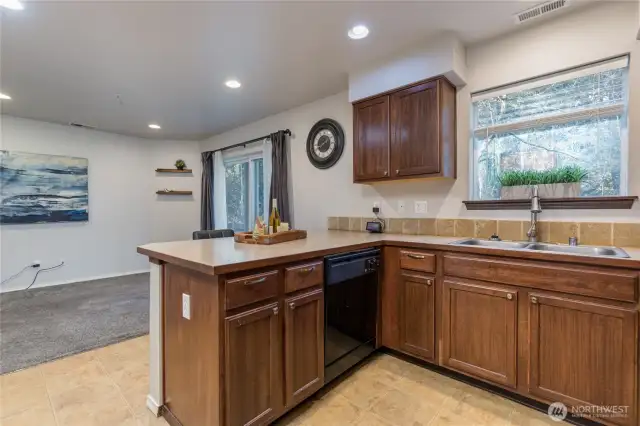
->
[225,157,264,233]
[471,56,629,200]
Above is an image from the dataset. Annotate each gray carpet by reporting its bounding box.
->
[0,273,149,374]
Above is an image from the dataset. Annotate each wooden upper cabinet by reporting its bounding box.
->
[528,293,637,426]
[442,279,518,388]
[353,76,456,183]
[284,289,324,408]
[390,81,440,177]
[353,96,390,181]
[224,303,283,426]
[399,272,435,361]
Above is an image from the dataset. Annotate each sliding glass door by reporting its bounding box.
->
[224,157,264,232]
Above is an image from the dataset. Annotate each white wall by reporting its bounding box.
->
[0,116,200,292]
[202,1,640,229]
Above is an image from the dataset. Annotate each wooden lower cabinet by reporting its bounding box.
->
[284,289,324,407]
[399,271,435,361]
[224,302,283,426]
[528,293,638,426]
[442,279,518,388]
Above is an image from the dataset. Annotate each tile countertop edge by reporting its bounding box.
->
[137,231,640,274]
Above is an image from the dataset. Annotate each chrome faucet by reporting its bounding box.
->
[526,186,542,242]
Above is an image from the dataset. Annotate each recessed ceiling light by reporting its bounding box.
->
[0,0,24,10]
[348,25,369,40]
[148,124,161,130]
[0,93,12,100]
[225,80,241,89]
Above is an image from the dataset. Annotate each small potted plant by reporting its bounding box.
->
[499,166,587,200]
[175,159,187,171]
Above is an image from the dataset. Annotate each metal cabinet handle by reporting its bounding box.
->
[427,279,433,286]
[299,266,315,274]
[506,293,513,301]
[531,296,538,304]
[289,302,296,310]
[396,169,400,174]
[408,254,425,259]
[273,307,279,315]
[383,171,388,176]
[244,277,266,286]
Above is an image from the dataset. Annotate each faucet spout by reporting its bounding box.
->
[527,186,542,242]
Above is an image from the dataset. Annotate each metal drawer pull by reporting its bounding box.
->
[531,296,538,304]
[384,171,388,176]
[506,293,513,300]
[299,266,315,274]
[273,307,279,315]
[407,254,425,259]
[427,279,433,286]
[396,169,399,174]
[244,277,266,286]
[289,302,296,310]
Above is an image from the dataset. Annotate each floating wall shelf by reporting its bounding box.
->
[155,168,193,173]
[463,196,638,210]
[156,190,193,196]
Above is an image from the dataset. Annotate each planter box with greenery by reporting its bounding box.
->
[498,166,587,200]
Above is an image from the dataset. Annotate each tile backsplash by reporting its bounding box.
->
[327,217,640,248]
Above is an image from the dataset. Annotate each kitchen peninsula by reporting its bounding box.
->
[138,231,640,426]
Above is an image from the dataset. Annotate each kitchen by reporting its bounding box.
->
[138,2,640,426]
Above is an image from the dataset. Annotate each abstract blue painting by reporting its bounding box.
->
[0,151,89,224]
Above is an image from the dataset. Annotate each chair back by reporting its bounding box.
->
[192,229,235,240]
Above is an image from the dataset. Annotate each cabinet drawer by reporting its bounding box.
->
[285,260,323,293]
[443,254,638,303]
[400,250,436,273]
[226,270,279,310]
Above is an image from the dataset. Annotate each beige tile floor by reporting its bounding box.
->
[0,336,560,426]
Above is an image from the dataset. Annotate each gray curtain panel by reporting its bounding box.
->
[200,151,214,230]
[269,130,291,226]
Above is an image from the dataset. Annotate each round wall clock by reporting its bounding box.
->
[306,118,345,169]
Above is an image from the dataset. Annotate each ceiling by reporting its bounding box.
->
[0,1,583,140]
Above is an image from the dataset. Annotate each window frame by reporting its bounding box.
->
[469,56,630,201]
[223,147,265,232]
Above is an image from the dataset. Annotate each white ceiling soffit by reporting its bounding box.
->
[1,1,588,140]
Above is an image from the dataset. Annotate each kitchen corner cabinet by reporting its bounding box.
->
[224,303,283,426]
[442,279,518,389]
[353,76,456,183]
[398,271,435,361]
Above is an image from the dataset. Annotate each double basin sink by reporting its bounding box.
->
[450,238,630,258]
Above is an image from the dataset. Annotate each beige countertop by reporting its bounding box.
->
[137,230,640,275]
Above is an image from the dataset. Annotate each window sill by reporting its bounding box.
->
[463,196,638,210]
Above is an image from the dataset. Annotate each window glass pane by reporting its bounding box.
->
[472,63,627,200]
[225,162,249,232]
[252,158,264,220]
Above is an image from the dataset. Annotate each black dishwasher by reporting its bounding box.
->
[324,248,380,383]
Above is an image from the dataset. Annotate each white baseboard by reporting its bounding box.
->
[0,269,151,293]
[146,394,162,416]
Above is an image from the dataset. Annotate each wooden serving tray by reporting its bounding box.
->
[234,230,307,245]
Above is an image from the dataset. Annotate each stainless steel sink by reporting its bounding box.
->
[450,239,531,249]
[525,243,630,258]
[450,239,630,258]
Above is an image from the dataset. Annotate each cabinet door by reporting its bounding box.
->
[225,303,283,426]
[353,96,390,181]
[529,294,637,426]
[390,80,439,178]
[399,272,435,361]
[442,279,518,388]
[284,289,324,407]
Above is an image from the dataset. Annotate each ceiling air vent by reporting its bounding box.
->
[68,122,95,130]
[514,0,569,24]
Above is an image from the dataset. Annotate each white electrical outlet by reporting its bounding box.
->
[398,200,405,214]
[182,293,191,320]
[415,201,428,214]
